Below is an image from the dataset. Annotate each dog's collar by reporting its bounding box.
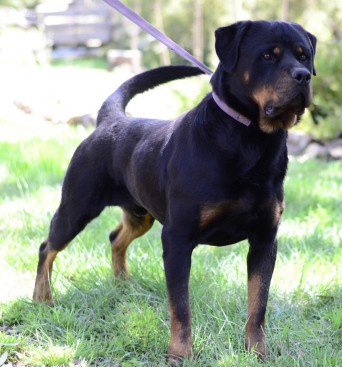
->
[212,92,251,127]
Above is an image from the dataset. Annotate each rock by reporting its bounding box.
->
[287,131,313,155]
[67,113,97,127]
[303,142,330,160]
[325,138,342,160]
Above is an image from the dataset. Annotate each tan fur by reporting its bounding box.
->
[246,274,266,357]
[272,200,285,228]
[32,245,58,305]
[168,305,192,362]
[243,70,250,84]
[296,46,304,54]
[252,86,280,110]
[273,46,282,56]
[252,86,299,133]
[199,200,242,229]
[259,112,298,134]
[111,213,154,277]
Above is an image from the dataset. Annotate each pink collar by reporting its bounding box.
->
[212,92,251,127]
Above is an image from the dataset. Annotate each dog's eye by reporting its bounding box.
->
[300,54,307,62]
[263,53,272,61]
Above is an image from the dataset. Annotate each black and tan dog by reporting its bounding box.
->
[33,21,316,362]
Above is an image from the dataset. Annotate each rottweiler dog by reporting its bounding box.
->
[33,21,316,362]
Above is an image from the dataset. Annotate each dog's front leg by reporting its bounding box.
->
[162,228,194,364]
[246,230,278,359]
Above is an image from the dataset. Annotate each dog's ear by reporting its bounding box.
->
[306,31,317,76]
[215,21,251,73]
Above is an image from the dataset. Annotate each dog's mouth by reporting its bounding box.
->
[264,93,309,119]
[257,91,312,133]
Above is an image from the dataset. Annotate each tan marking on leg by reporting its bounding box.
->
[246,273,266,358]
[111,222,130,278]
[168,305,192,364]
[33,243,58,306]
[111,213,154,278]
[272,200,285,228]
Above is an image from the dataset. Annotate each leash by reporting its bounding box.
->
[103,0,252,126]
[103,0,213,75]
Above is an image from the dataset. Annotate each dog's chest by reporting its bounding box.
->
[197,189,281,246]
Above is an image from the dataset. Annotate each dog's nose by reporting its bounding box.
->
[291,68,311,86]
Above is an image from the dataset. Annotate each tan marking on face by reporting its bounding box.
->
[296,46,304,54]
[168,305,192,360]
[199,200,242,229]
[258,108,298,134]
[252,86,279,111]
[243,70,250,84]
[252,82,303,133]
[273,47,281,56]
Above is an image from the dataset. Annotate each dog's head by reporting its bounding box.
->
[211,21,317,133]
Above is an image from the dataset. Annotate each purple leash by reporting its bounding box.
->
[103,0,213,75]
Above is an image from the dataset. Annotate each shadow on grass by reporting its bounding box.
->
[1,270,340,366]
[1,273,169,366]
[1,153,341,365]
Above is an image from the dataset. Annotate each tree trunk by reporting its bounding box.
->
[193,0,203,62]
[282,0,290,21]
[233,0,243,21]
[154,0,170,65]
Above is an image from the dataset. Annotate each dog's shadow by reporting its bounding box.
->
[2,272,171,365]
[2,256,339,366]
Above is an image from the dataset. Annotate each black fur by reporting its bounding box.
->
[33,20,317,362]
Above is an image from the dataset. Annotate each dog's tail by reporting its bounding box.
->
[97,65,204,124]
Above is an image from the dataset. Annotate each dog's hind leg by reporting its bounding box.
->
[110,209,154,278]
[33,199,107,305]
[33,149,109,305]
[32,240,58,305]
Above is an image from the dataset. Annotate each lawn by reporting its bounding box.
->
[0,116,341,367]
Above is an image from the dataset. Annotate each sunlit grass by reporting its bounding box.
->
[0,119,341,366]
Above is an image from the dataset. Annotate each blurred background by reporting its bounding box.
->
[0,0,341,154]
[0,4,341,365]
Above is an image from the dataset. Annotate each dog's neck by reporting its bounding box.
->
[212,92,251,127]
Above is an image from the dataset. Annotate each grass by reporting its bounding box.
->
[0,117,341,367]
[50,57,108,70]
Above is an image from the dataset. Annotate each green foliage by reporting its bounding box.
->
[311,41,342,139]
[50,57,108,70]
[119,0,342,138]
[0,0,40,9]
[2,0,342,137]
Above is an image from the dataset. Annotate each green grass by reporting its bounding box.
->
[50,57,108,70]
[0,118,341,367]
